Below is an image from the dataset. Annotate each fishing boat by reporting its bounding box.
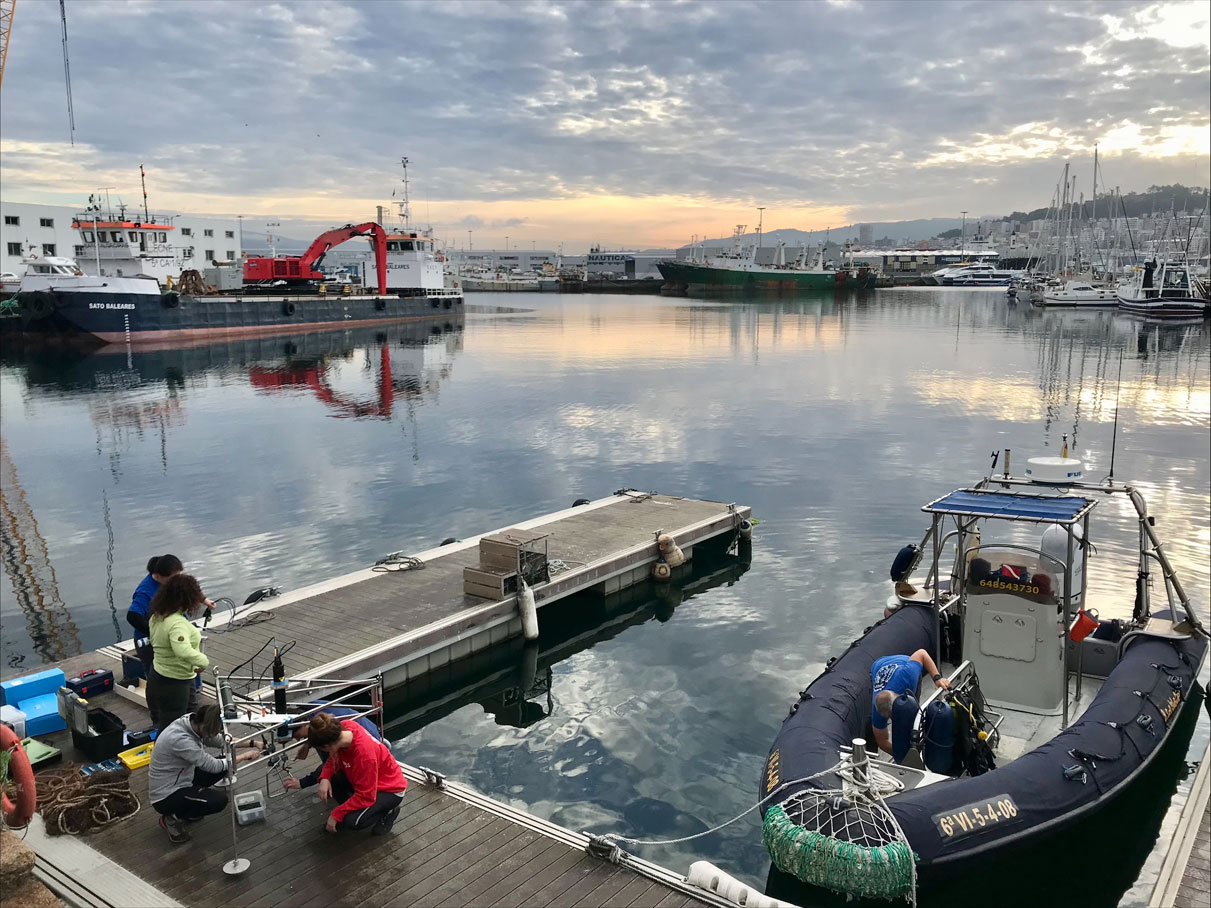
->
[658,227,877,294]
[1116,258,1208,319]
[759,451,1207,903]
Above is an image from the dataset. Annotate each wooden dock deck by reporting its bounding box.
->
[1151,743,1211,908]
[78,491,749,698]
[20,684,726,908]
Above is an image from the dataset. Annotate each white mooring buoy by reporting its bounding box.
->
[518,578,539,641]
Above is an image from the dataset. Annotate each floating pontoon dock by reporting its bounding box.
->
[93,490,750,698]
[4,491,755,908]
[1151,742,1211,908]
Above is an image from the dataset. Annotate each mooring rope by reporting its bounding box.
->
[373,553,426,573]
[594,755,917,905]
[38,766,141,836]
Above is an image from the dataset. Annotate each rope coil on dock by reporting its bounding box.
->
[38,766,141,836]
[373,553,426,573]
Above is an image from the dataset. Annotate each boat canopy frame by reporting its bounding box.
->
[913,464,1207,728]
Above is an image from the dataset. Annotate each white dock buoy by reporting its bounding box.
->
[518,578,539,641]
[656,533,685,568]
[652,558,672,581]
[737,519,753,541]
[687,862,798,908]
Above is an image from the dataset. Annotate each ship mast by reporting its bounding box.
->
[397,156,412,232]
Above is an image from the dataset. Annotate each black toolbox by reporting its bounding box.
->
[66,668,115,698]
[71,708,126,762]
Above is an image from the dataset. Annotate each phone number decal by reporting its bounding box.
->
[933,795,1021,839]
[978,579,1041,595]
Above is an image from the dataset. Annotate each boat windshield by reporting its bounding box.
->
[1162,268,1189,290]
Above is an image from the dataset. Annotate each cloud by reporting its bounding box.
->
[1,0,1206,250]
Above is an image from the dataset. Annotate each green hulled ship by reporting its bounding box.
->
[658,230,877,293]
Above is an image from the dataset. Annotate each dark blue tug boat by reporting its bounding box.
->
[759,452,1208,903]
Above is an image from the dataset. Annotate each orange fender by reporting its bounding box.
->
[1,724,37,827]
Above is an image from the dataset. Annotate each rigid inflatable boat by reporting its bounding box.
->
[758,453,1208,903]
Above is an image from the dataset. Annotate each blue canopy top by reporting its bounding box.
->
[922,489,1095,525]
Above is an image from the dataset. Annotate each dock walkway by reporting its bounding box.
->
[20,681,723,908]
[1151,743,1211,908]
[89,491,748,695]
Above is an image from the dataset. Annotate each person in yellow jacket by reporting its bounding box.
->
[147,574,210,732]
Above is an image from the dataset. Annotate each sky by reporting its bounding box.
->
[0,0,1208,252]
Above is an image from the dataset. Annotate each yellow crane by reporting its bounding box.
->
[0,0,15,92]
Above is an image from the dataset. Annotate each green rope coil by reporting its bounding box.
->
[763,803,918,902]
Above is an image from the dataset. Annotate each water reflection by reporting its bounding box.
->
[0,316,464,667]
[0,437,82,667]
[0,291,1204,903]
[386,547,750,737]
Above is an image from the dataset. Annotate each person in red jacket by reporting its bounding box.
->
[305,712,406,835]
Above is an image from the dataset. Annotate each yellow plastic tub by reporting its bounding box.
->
[118,741,154,770]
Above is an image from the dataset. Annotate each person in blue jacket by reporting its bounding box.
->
[128,555,213,672]
[128,555,184,669]
[871,649,950,755]
[282,703,389,792]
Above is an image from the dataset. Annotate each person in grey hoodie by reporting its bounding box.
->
[148,704,260,843]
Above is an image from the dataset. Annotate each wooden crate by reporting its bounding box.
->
[463,563,518,600]
[479,528,548,572]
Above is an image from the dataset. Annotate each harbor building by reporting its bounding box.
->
[444,249,559,272]
[0,199,244,277]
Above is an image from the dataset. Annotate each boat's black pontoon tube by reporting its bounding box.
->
[762,605,1204,868]
[761,471,1207,890]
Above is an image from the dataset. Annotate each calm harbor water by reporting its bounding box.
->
[1,289,1208,906]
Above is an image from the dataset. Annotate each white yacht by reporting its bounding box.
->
[1038,277,1118,307]
[924,257,997,285]
[941,262,1025,287]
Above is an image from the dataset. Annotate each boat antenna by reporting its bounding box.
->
[1107,347,1124,482]
[140,162,150,222]
[59,0,74,145]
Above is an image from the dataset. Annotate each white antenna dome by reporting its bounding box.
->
[1025,456,1085,485]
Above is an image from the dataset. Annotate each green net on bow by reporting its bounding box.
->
[763,801,918,902]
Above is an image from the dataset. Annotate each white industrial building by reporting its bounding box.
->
[0,199,244,277]
[444,249,559,271]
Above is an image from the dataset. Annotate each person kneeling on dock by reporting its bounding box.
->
[149,704,261,844]
[871,649,950,756]
[283,704,387,793]
[305,712,406,836]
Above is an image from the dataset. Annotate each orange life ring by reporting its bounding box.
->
[1,724,37,828]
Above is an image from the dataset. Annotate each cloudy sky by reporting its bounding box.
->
[1,0,1207,250]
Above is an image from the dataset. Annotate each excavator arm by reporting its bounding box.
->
[298,222,388,295]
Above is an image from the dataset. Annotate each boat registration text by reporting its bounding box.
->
[933,795,1020,839]
[88,302,137,310]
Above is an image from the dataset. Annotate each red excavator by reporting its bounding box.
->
[243,222,388,294]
